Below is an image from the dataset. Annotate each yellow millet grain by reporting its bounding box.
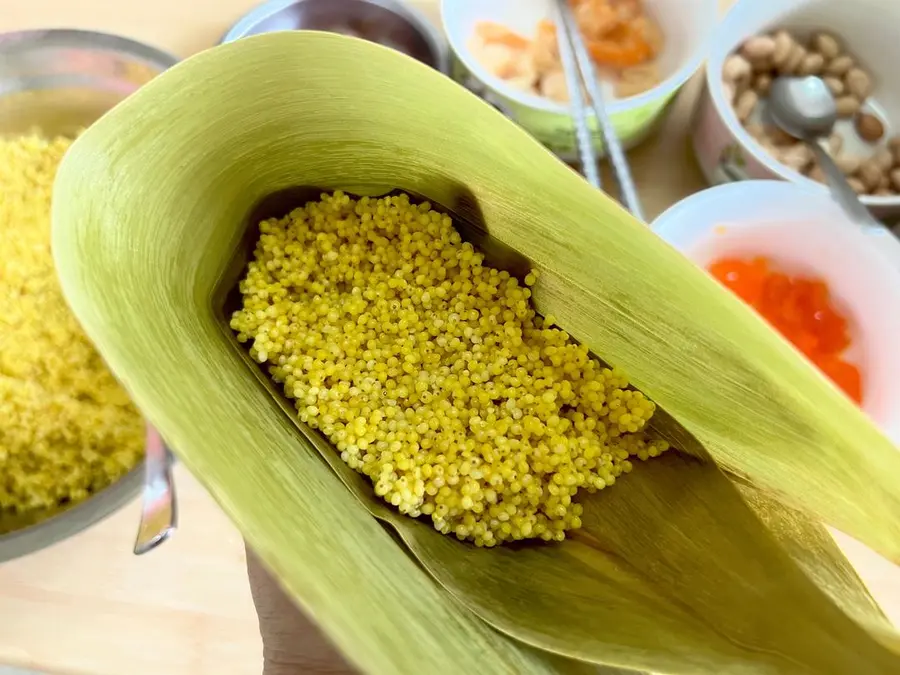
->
[0,133,144,518]
[231,191,669,547]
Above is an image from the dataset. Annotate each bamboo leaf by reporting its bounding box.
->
[51,32,899,674]
[736,483,899,653]
[395,454,895,673]
[233,316,899,671]
[332,437,896,672]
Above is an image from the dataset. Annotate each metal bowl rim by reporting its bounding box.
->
[0,27,179,68]
[0,464,144,562]
[218,0,450,74]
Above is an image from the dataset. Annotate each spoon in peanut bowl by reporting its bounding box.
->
[768,75,900,271]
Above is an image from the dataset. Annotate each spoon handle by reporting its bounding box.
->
[810,141,900,271]
[133,427,177,555]
[810,141,879,229]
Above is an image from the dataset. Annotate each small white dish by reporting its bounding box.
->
[441,0,717,160]
[652,181,900,445]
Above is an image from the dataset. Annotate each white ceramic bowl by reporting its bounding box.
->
[652,181,900,445]
[692,0,900,219]
[442,0,718,161]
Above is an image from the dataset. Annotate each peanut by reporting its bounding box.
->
[722,54,752,85]
[835,95,861,118]
[811,32,841,60]
[781,44,807,74]
[874,148,894,172]
[823,76,845,97]
[858,159,883,191]
[825,54,854,77]
[745,122,765,141]
[779,144,814,172]
[873,187,895,197]
[752,73,772,96]
[772,30,795,67]
[844,68,873,100]
[889,136,900,165]
[855,113,884,143]
[734,89,758,123]
[847,177,867,194]
[740,35,776,65]
[835,154,862,175]
[766,125,796,146]
[760,139,779,156]
[797,52,825,76]
[753,57,774,73]
[808,164,827,183]
[891,168,900,191]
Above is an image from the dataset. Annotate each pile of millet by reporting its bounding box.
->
[231,191,668,547]
[0,133,144,523]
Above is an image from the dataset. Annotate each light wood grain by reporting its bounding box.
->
[0,467,261,675]
[1,0,897,674]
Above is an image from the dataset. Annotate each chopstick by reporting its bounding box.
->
[553,0,644,220]
[554,7,602,190]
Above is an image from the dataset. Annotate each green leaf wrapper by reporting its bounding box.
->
[52,32,899,674]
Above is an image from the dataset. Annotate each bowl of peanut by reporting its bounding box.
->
[692,0,900,221]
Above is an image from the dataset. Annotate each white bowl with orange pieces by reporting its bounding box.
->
[652,180,900,446]
[441,0,718,161]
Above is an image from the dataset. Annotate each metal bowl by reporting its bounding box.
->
[220,0,449,73]
[0,29,177,563]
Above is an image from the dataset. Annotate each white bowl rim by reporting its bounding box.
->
[650,179,824,232]
[705,1,900,207]
[440,0,719,115]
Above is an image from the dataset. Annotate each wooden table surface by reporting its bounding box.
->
[1,1,898,674]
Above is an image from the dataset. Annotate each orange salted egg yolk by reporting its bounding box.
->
[708,256,863,405]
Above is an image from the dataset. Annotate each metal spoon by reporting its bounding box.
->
[133,427,177,554]
[768,76,900,262]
